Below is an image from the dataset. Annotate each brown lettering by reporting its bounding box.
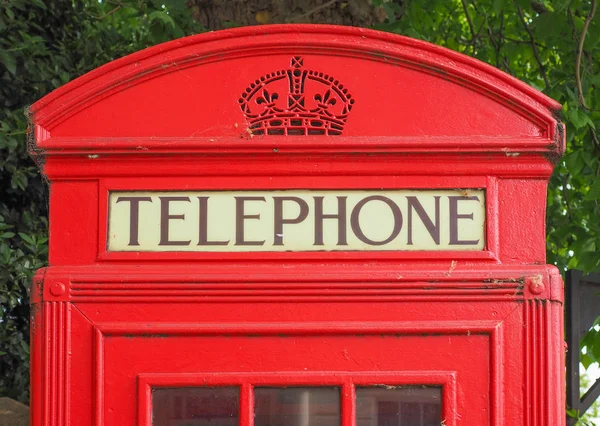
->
[448,195,480,245]
[407,196,440,245]
[314,196,347,246]
[235,196,266,246]
[273,196,309,246]
[159,196,191,246]
[198,196,229,246]
[350,196,402,245]
[116,196,153,246]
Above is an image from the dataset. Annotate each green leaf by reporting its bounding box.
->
[148,10,175,28]
[564,151,584,175]
[533,12,565,41]
[584,180,600,201]
[592,334,600,361]
[566,407,579,419]
[492,0,505,14]
[553,0,570,12]
[0,51,17,75]
[10,173,27,191]
[582,352,594,369]
[404,28,424,40]
[18,233,34,245]
[30,0,47,9]
[566,108,594,130]
[382,3,396,23]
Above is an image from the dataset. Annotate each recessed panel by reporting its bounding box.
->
[102,331,491,425]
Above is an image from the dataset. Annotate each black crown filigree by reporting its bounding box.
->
[238,56,354,136]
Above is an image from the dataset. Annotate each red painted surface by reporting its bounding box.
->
[29,25,565,425]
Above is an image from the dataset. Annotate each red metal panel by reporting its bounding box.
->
[497,178,550,264]
[29,25,565,426]
[48,181,98,265]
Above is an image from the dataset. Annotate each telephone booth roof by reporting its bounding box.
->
[29,24,564,159]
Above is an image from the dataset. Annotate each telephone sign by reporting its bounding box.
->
[108,190,485,252]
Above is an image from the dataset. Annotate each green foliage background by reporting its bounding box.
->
[1,0,599,421]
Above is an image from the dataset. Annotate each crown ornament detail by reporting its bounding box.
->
[239,56,354,136]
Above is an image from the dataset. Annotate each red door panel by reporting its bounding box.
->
[120,335,488,426]
[67,299,523,426]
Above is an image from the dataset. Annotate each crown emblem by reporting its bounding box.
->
[239,56,354,136]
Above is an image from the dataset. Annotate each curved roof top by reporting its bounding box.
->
[29,24,564,157]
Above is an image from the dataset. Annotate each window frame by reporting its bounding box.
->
[139,371,456,426]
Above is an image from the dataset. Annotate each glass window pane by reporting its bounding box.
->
[356,386,442,426]
[153,387,239,426]
[255,387,340,426]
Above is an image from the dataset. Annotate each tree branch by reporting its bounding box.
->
[486,25,500,66]
[504,36,546,48]
[516,5,550,88]
[460,0,477,53]
[97,4,121,20]
[530,1,549,15]
[462,16,487,51]
[590,125,600,151]
[497,14,505,68]
[502,56,514,75]
[461,0,476,40]
[576,0,597,109]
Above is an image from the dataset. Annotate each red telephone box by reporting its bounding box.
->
[29,25,565,426]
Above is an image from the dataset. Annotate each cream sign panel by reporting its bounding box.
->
[108,190,485,252]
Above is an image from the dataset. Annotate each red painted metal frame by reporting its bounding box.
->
[29,24,565,426]
[137,372,458,426]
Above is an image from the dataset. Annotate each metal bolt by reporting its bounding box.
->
[49,282,66,297]
[528,275,544,295]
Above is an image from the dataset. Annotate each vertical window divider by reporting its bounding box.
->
[342,380,356,426]
[241,382,254,426]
